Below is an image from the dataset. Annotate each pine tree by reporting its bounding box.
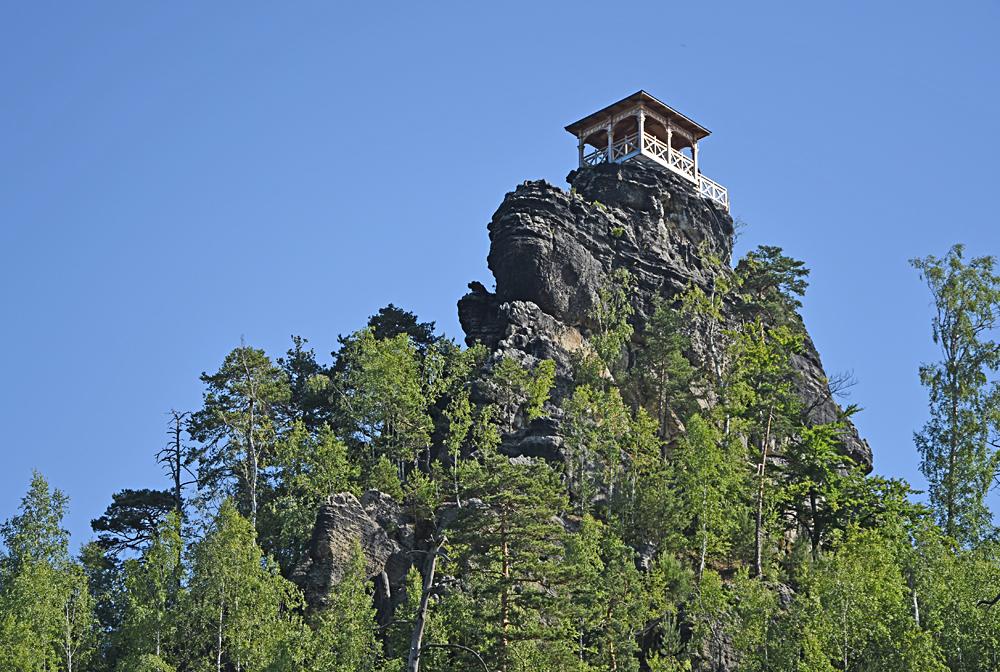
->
[780,421,858,560]
[91,487,175,556]
[629,300,699,439]
[443,444,578,671]
[725,320,802,577]
[733,245,810,326]
[190,343,291,527]
[566,516,648,671]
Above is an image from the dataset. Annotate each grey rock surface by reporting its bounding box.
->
[292,492,402,611]
[458,161,871,470]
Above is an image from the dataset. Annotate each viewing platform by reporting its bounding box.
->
[566,91,729,211]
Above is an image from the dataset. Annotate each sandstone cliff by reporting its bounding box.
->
[458,161,871,470]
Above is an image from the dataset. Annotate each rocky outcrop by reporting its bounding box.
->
[458,160,871,471]
[293,491,415,614]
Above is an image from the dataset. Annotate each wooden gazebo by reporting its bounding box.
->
[565,91,729,210]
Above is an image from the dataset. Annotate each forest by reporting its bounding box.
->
[2,242,1000,672]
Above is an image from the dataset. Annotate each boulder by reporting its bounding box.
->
[292,492,400,611]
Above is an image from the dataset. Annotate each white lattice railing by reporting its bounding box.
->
[580,130,729,210]
[667,145,695,179]
[640,133,696,180]
[611,132,640,161]
[698,174,729,210]
[642,133,668,162]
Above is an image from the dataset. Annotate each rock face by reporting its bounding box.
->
[293,491,414,614]
[458,161,871,471]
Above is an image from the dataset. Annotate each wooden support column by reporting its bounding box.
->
[577,135,585,167]
[692,140,700,179]
[636,108,646,155]
[665,121,673,157]
[606,124,614,163]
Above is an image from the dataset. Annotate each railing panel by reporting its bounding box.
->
[639,131,729,210]
[698,175,729,210]
[611,133,639,161]
[585,131,729,210]
[583,147,607,166]
[668,148,696,179]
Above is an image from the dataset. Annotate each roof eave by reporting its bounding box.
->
[564,90,711,139]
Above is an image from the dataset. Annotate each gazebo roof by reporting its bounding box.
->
[564,90,711,142]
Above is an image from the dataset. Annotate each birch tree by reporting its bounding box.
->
[911,244,1000,544]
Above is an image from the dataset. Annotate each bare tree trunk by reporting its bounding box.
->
[65,603,73,672]
[500,526,511,672]
[216,600,224,672]
[239,343,262,529]
[754,408,774,578]
[168,410,187,515]
[699,483,709,578]
[946,387,959,538]
[407,536,447,672]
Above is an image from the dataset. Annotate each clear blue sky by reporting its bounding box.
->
[2,2,999,545]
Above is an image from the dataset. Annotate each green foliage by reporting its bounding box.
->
[805,528,946,671]
[367,302,439,351]
[592,267,636,376]
[779,421,858,559]
[565,516,648,671]
[120,653,176,672]
[629,300,700,437]
[686,569,730,666]
[278,336,334,432]
[734,244,809,324]
[91,487,175,556]
[441,444,578,670]
[369,454,404,501]
[403,468,440,522]
[676,278,732,400]
[562,384,632,515]
[727,569,781,672]
[725,319,803,576]
[911,244,1000,544]
[907,527,1000,670]
[490,355,556,429]
[180,501,305,671]
[385,565,424,664]
[0,472,97,672]
[117,514,183,664]
[261,421,359,572]
[337,328,434,473]
[672,413,749,573]
[1,470,70,570]
[9,245,1000,671]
